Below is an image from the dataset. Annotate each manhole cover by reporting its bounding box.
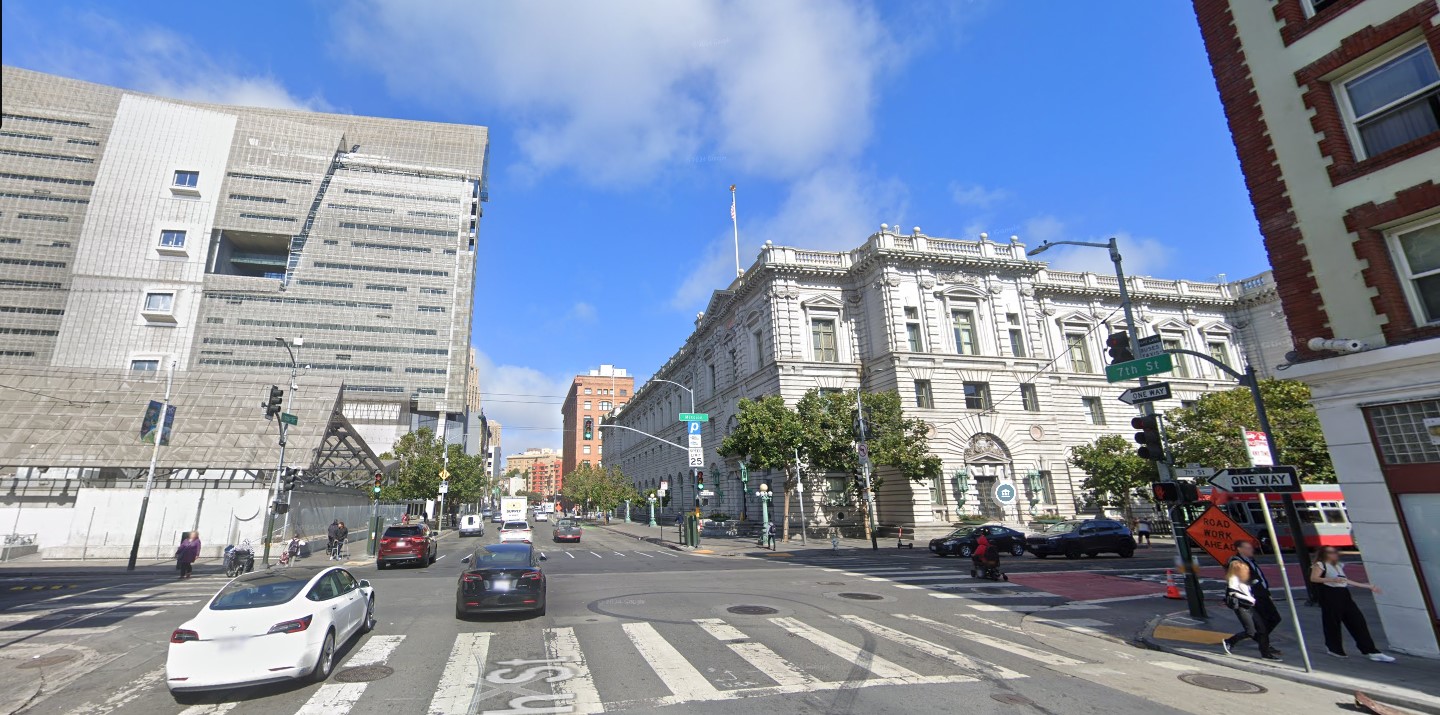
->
[334,665,394,683]
[727,605,779,615]
[19,653,76,669]
[1177,673,1267,694]
[818,581,846,586]
[991,693,1035,706]
[837,592,884,601]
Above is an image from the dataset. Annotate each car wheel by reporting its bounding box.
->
[1065,548,1080,560]
[420,555,430,568]
[360,597,376,633]
[376,561,385,570]
[1010,544,1026,557]
[959,544,974,558]
[455,602,467,621]
[1119,547,1135,558]
[1086,551,1099,558]
[310,630,336,683]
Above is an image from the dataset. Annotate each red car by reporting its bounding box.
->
[376,524,436,569]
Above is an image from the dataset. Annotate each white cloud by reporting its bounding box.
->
[568,302,598,322]
[1022,215,1067,246]
[668,168,909,310]
[949,182,1010,209]
[11,11,324,111]
[472,350,572,454]
[1040,231,1175,277]
[333,0,911,185]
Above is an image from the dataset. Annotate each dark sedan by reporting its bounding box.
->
[552,519,582,543]
[455,543,547,618]
[929,525,1028,558]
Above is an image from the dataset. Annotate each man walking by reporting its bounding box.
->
[1222,539,1283,660]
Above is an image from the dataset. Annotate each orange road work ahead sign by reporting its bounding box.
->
[1185,505,1258,566]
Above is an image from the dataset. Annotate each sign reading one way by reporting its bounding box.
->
[1185,505,1257,566]
[1208,466,1300,494]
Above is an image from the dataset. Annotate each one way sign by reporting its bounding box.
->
[1208,466,1301,494]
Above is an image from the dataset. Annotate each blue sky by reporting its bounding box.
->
[1,1,1266,451]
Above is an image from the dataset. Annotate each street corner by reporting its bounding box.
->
[0,642,111,715]
[1151,617,1230,646]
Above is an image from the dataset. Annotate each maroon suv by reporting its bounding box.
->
[377,524,437,569]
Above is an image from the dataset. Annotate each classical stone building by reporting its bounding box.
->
[604,229,1286,533]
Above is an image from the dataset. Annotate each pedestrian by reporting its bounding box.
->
[401,512,410,526]
[175,531,201,580]
[1310,546,1396,662]
[327,520,340,560]
[1222,539,1283,660]
[336,521,349,556]
[829,526,840,551]
[1136,519,1152,546]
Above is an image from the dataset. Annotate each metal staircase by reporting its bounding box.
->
[282,144,347,289]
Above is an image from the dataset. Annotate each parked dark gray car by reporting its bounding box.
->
[1025,519,1136,559]
[552,519,582,543]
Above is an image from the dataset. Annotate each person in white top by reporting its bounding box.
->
[1309,546,1395,662]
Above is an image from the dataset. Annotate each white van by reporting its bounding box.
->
[459,514,486,537]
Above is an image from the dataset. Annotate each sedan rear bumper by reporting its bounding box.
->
[457,593,544,614]
[167,636,321,692]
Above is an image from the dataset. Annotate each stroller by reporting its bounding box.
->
[970,541,1007,581]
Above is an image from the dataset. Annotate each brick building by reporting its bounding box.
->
[561,365,633,476]
[1193,0,1440,657]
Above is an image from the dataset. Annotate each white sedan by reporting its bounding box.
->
[499,521,533,543]
[166,566,375,702]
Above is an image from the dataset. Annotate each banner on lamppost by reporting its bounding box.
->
[140,400,176,446]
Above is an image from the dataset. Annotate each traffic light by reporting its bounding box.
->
[372,470,383,494]
[273,501,290,515]
[282,468,299,492]
[1132,414,1164,461]
[1106,332,1134,364]
[264,385,284,418]
[1178,480,1200,503]
[695,471,704,492]
[583,417,593,440]
[852,407,874,441]
[1151,482,1180,503]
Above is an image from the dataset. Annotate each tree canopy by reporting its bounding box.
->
[561,463,637,513]
[376,427,489,504]
[1164,379,1334,483]
[1069,434,1157,520]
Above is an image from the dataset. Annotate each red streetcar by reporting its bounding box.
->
[1200,484,1353,549]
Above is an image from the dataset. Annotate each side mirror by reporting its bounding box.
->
[460,555,471,564]
[359,579,372,589]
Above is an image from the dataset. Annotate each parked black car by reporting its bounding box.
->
[1026,519,1136,559]
[928,525,1027,558]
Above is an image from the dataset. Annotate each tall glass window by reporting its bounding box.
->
[952,310,978,355]
[811,318,838,362]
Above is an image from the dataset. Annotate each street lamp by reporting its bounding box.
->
[756,483,773,548]
[262,336,302,567]
[647,493,658,527]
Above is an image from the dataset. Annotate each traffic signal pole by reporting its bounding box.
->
[127,361,175,571]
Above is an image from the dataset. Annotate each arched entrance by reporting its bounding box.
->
[964,433,1015,521]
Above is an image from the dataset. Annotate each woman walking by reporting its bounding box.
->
[1310,546,1395,661]
[176,531,201,580]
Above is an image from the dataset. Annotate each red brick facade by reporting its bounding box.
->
[560,371,633,478]
[1293,1,1440,187]
[1345,181,1440,345]
[1274,0,1368,46]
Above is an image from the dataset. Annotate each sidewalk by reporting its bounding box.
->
[590,519,881,556]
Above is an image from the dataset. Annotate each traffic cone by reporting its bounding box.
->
[1163,569,1183,600]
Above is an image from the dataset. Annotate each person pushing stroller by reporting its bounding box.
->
[970,533,1008,581]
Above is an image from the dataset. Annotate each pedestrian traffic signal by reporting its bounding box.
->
[1106,332,1134,365]
[1132,414,1164,461]
[1178,480,1199,503]
[264,385,284,418]
[1152,482,1180,503]
[583,416,593,440]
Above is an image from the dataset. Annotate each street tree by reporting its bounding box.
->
[1068,434,1157,523]
[717,394,804,539]
[376,428,486,515]
[1164,379,1335,483]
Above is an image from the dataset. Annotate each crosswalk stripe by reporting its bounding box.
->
[967,603,1104,613]
[865,573,982,582]
[345,635,405,667]
[63,666,165,715]
[295,635,405,714]
[838,615,1024,679]
[544,627,603,714]
[769,617,918,679]
[622,621,720,701]
[694,618,820,687]
[929,593,962,599]
[177,702,237,715]
[895,615,1085,667]
[958,613,1026,634]
[428,632,491,715]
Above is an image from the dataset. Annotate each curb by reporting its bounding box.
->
[1138,612,1440,715]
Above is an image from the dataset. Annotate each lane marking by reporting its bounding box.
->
[544,626,603,714]
[838,615,1024,679]
[694,618,820,688]
[435,554,447,561]
[613,552,626,557]
[63,666,164,715]
[961,592,1062,600]
[769,617,917,679]
[896,614,1084,667]
[635,552,654,558]
[427,632,491,715]
[958,613,1025,635]
[345,635,405,667]
[865,573,988,582]
[590,552,603,559]
[622,621,720,701]
[566,552,575,559]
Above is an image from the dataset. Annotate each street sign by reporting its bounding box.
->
[279,412,298,426]
[688,448,704,468]
[1243,429,1273,466]
[699,490,715,497]
[679,413,709,423]
[1185,505,1257,566]
[1118,382,1172,406]
[688,421,703,435]
[439,468,450,481]
[856,443,869,460]
[660,480,669,491]
[438,482,449,494]
[1175,466,1216,479]
[1208,466,1301,494]
[1105,354,1174,383]
[688,434,702,448]
[994,482,1017,505]
[1136,334,1164,359]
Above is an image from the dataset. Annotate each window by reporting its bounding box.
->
[1339,44,1440,159]
[584,401,591,409]
[826,476,848,501]
[1066,334,1092,373]
[1162,338,1189,377]
[1181,400,1197,410]
[143,292,174,313]
[963,381,991,410]
[583,445,592,455]
[620,389,628,397]
[914,380,934,409]
[585,387,592,395]
[158,230,186,249]
[1207,341,1230,370]
[928,476,945,506]
[904,306,924,352]
[1020,384,1040,412]
[952,309,978,355]
[600,401,612,411]
[172,170,199,188]
[1303,0,1343,15]
[1083,397,1106,425]
[1388,218,1440,324]
[130,359,159,372]
[811,318,838,362]
[709,363,718,393]
[752,330,764,368]
[1008,329,1026,357]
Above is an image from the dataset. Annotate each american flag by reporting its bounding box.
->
[730,184,736,221]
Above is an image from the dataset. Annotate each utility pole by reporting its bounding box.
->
[127,360,175,571]
[263,337,301,567]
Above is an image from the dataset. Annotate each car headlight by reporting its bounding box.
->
[943,540,959,546]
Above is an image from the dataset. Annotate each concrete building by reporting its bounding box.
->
[505,447,561,496]
[1193,0,1440,656]
[0,67,488,457]
[561,365,633,476]
[604,229,1286,535]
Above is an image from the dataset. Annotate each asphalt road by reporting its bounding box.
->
[0,523,1355,715]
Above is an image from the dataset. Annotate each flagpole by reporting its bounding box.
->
[730,184,741,277]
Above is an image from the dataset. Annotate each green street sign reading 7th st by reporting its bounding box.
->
[678,413,709,422]
[1105,354,1174,383]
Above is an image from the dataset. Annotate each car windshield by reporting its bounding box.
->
[555,520,576,528]
[472,549,532,567]
[1046,522,1082,534]
[384,526,424,537]
[210,573,309,610]
[502,521,529,530]
[945,528,975,538]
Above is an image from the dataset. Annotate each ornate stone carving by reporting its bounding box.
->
[963,434,1011,462]
[919,277,936,289]
[1019,285,1035,297]
[936,272,979,285]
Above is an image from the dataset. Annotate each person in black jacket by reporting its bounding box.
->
[326,520,340,560]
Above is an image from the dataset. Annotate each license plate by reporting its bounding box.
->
[396,540,408,546]
[489,580,512,592]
